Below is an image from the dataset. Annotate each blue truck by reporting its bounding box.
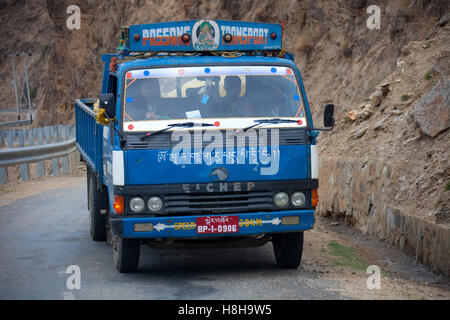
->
[75,20,334,273]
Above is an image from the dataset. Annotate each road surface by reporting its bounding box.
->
[0,177,448,300]
[0,180,346,300]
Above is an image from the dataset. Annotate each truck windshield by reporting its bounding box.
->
[122,65,306,131]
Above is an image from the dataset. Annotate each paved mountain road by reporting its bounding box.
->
[1,177,448,300]
[0,180,345,300]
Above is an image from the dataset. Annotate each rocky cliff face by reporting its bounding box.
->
[1,0,447,125]
[0,0,448,274]
[317,26,450,275]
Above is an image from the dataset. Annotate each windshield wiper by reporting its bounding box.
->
[140,122,215,140]
[238,118,300,133]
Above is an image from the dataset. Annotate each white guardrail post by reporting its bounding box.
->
[0,125,78,183]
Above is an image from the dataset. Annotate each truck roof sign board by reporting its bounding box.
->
[128,20,282,52]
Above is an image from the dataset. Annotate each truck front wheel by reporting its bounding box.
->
[88,173,107,241]
[272,232,304,268]
[112,236,140,273]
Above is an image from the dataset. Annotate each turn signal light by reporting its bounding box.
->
[281,216,299,225]
[311,189,318,207]
[134,223,154,232]
[113,195,124,214]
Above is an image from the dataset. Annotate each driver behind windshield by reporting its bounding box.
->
[125,79,170,121]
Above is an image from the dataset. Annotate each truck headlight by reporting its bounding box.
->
[147,196,163,212]
[274,192,289,208]
[129,197,145,213]
[291,192,306,207]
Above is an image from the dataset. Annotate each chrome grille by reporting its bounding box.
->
[163,191,273,215]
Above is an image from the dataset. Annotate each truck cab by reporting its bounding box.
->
[75,20,334,273]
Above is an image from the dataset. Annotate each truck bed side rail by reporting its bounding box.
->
[75,98,103,182]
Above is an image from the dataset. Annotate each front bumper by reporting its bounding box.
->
[110,210,315,239]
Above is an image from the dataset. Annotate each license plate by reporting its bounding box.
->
[196,216,239,234]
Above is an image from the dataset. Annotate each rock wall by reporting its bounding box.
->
[318,156,450,276]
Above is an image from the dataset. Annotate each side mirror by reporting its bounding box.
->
[323,103,335,128]
[99,93,116,119]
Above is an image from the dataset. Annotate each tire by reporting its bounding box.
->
[88,171,107,241]
[112,236,140,273]
[272,232,304,268]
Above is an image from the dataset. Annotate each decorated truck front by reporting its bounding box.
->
[75,20,334,273]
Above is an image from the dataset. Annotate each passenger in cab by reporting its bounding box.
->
[224,76,253,117]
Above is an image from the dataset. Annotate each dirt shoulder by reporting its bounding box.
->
[0,174,85,207]
[305,216,450,300]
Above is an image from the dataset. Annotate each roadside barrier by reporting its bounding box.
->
[0,125,78,183]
